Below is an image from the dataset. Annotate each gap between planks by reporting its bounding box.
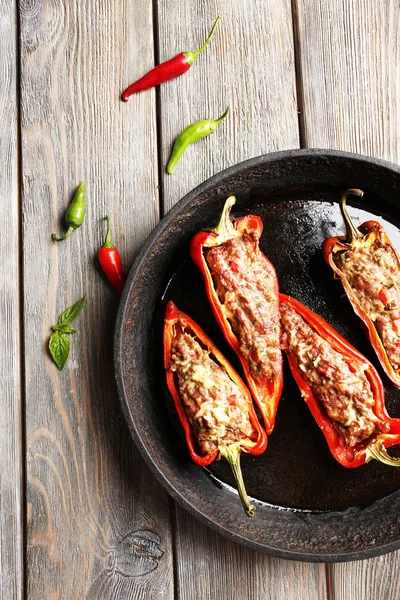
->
[16,0,27,597]
[291,0,307,149]
[152,0,165,219]
[152,2,178,598]
[326,563,334,600]
[168,496,180,600]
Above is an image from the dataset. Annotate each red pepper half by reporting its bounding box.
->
[190,197,283,434]
[280,294,400,468]
[164,301,267,516]
[122,17,220,101]
[322,189,400,388]
[98,216,125,294]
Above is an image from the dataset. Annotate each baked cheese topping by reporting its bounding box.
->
[170,329,255,455]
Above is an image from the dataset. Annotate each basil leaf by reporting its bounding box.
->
[57,295,86,325]
[49,331,70,371]
[52,324,77,334]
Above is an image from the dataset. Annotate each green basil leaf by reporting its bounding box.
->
[52,324,77,334]
[57,295,86,325]
[49,331,70,371]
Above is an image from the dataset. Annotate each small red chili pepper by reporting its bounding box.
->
[322,189,400,388]
[164,301,267,516]
[121,17,220,101]
[190,197,283,434]
[98,216,125,295]
[280,294,400,469]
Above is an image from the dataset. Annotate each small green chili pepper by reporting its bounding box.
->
[52,182,85,242]
[167,107,229,174]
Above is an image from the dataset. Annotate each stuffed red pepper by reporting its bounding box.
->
[280,294,400,468]
[164,301,267,516]
[323,188,400,388]
[190,197,283,434]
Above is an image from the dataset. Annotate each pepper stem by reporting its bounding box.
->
[219,443,255,517]
[340,189,364,243]
[366,439,400,467]
[209,196,238,245]
[214,107,230,125]
[52,226,74,242]
[102,216,114,249]
[190,17,221,62]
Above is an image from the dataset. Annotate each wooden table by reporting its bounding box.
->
[3,0,400,597]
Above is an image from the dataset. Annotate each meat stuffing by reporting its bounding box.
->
[280,301,389,446]
[206,227,281,382]
[336,238,400,371]
[170,328,255,455]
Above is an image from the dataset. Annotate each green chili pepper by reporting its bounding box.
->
[167,107,229,174]
[52,182,85,242]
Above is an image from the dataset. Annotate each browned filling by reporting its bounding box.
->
[206,228,281,383]
[280,302,389,447]
[170,328,255,455]
[336,237,400,371]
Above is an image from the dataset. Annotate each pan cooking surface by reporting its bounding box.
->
[158,189,400,511]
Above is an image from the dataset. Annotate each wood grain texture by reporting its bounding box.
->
[19,0,173,597]
[174,507,327,600]
[295,0,400,162]
[0,1,23,598]
[157,0,300,213]
[295,0,400,596]
[330,556,400,600]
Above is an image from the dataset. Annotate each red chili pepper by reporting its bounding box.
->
[98,216,125,294]
[322,189,400,388]
[280,294,400,468]
[190,197,283,434]
[121,17,220,101]
[164,301,267,516]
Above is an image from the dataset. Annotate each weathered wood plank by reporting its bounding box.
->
[295,0,400,163]
[330,557,400,600]
[20,1,173,597]
[295,0,400,595]
[0,1,23,598]
[157,0,300,213]
[174,508,327,600]
[156,1,327,596]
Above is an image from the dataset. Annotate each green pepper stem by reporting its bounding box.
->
[209,196,238,245]
[52,226,74,242]
[219,443,255,517]
[189,17,221,62]
[366,439,400,467]
[76,181,85,197]
[102,216,114,249]
[214,106,229,125]
[340,189,364,243]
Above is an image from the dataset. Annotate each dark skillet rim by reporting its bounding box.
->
[114,148,400,562]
